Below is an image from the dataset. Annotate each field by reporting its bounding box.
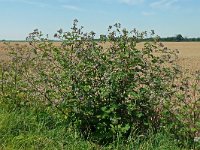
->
[163,42,200,72]
[141,42,200,72]
[1,42,200,72]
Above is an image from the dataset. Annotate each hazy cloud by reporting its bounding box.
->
[0,0,49,7]
[150,0,179,9]
[62,4,82,11]
[142,11,155,16]
[119,0,144,5]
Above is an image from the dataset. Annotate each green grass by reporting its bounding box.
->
[0,99,94,149]
[0,97,184,150]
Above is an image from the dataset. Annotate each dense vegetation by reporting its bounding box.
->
[0,20,200,149]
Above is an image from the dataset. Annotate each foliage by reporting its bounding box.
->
[175,34,184,42]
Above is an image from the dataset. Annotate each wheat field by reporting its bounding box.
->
[0,42,200,72]
[164,42,200,73]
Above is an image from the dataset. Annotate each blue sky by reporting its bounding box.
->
[0,0,200,40]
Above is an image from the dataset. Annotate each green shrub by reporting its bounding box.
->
[22,20,180,144]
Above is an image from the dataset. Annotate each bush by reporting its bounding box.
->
[23,20,179,143]
[1,20,199,147]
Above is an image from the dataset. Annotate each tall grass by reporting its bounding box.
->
[0,98,183,149]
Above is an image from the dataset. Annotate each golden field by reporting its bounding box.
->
[162,42,200,73]
[0,42,200,72]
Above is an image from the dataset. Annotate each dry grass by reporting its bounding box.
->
[0,41,200,72]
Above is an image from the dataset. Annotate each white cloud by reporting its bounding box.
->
[22,0,49,7]
[0,0,49,7]
[62,4,82,11]
[119,0,144,5]
[150,0,179,9]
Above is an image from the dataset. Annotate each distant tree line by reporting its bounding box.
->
[136,34,200,42]
[1,34,200,42]
[158,34,200,42]
[98,34,200,42]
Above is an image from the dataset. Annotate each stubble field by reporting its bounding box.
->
[163,42,200,73]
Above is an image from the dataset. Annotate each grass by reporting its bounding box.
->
[0,96,186,149]
[0,98,95,149]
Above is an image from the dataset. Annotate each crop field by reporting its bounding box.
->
[140,42,200,72]
[1,42,200,72]
[163,42,200,72]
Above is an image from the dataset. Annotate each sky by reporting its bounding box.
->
[0,0,200,40]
